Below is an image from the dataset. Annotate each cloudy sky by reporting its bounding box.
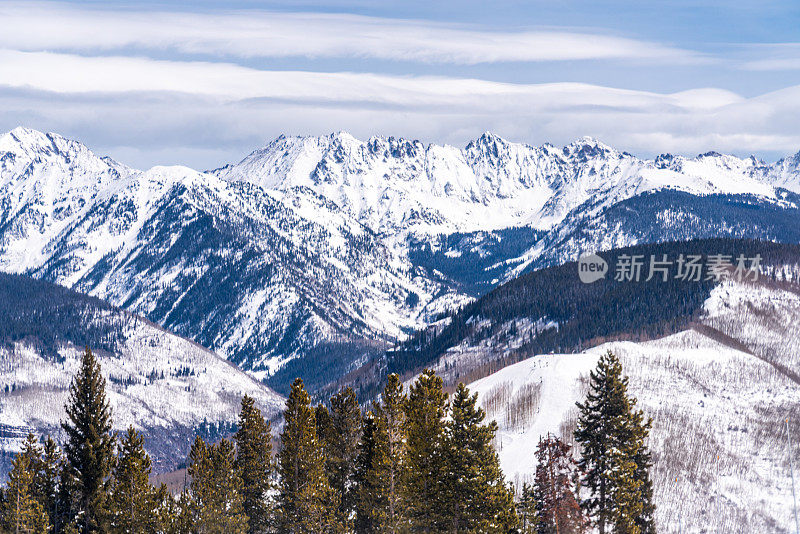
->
[2,0,800,169]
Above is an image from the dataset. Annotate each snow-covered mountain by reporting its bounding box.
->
[0,272,283,473]
[467,279,800,533]
[2,126,800,390]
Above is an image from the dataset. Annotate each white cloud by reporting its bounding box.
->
[0,2,706,65]
[0,50,736,112]
[0,50,797,169]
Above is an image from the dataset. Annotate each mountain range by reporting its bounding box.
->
[2,126,800,391]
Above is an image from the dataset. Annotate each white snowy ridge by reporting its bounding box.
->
[1,126,799,374]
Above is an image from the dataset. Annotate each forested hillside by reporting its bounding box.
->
[390,238,800,378]
[0,273,283,474]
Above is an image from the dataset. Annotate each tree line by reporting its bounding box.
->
[0,348,655,533]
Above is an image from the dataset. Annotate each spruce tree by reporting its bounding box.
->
[574,351,655,534]
[354,374,408,533]
[188,436,248,534]
[40,436,62,532]
[277,378,341,533]
[517,483,539,534]
[354,411,380,534]
[376,373,407,532]
[403,369,448,532]
[107,426,160,533]
[234,395,275,534]
[532,433,586,534]
[327,387,362,525]
[2,446,50,533]
[61,347,115,533]
[445,382,518,532]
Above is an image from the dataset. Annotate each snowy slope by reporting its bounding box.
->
[0,274,284,472]
[2,126,800,388]
[215,132,793,238]
[467,280,800,533]
[0,128,446,380]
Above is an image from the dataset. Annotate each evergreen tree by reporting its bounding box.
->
[234,395,275,534]
[326,387,362,526]
[403,369,448,532]
[152,483,178,534]
[61,347,115,533]
[57,456,80,533]
[532,434,586,534]
[163,489,194,534]
[630,410,656,534]
[353,412,380,534]
[40,437,62,532]
[375,373,407,532]
[517,483,539,534]
[445,382,518,532]
[354,374,408,533]
[277,378,341,533]
[574,351,655,534]
[187,436,248,534]
[107,426,160,533]
[2,447,49,533]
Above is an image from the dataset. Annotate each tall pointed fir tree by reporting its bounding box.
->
[574,351,655,534]
[18,434,63,532]
[234,395,275,534]
[326,387,362,526]
[354,373,407,533]
[107,426,161,533]
[354,411,380,534]
[187,435,248,534]
[2,437,49,533]
[376,373,406,533]
[532,433,586,534]
[278,378,341,533]
[314,402,341,518]
[403,369,449,532]
[61,347,115,533]
[445,382,518,532]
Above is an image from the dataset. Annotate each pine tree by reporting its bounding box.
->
[355,372,408,533]
[445,382,518,532]
[326,387,362,526]
[107,426,160,533]
[234,395,275,534]
[517,483,539,534]
[277,378,341,533]
[353,411,380,534]
[614,406,655,534]
[152,483,178,534]
[377,373,406,533]
[532,433,586,534]
[2,446,50,533]
[187,436,248,534]
[57,455,80,533]
[574,351,655,534]
[40,436,62,532]
[61,347,115,533]
[403,369,448,532]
